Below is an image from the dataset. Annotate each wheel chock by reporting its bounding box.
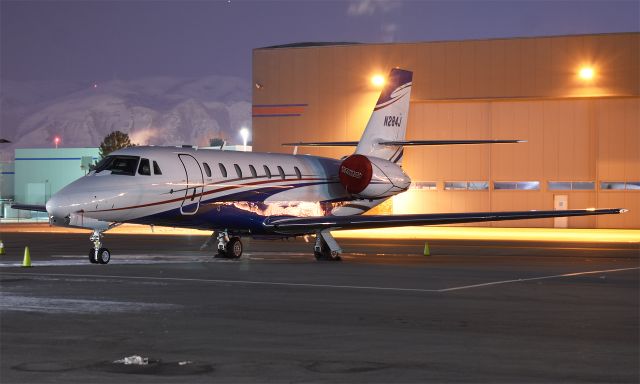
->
[423,242,430,256]
[0,240,5,255]
[22,246,32,267]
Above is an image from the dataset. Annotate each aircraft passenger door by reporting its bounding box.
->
[178,154,204,215]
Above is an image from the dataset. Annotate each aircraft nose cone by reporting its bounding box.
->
[46,194,70,226]
[45,196,56,216]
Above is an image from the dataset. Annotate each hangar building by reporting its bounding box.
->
[251,32,639,229]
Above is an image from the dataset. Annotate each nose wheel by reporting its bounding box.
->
[89,247,111,264]
[89,230,111,264]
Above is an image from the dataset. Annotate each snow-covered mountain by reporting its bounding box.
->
[0,76,251,160]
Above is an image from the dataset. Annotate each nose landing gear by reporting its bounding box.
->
[89,230,111,264]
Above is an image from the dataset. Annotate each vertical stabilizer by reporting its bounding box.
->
[355,68,413,164]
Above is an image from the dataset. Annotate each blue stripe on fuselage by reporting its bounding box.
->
[128,180,347,234]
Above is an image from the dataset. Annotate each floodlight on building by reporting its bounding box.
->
[240,127,249,152]
[371,74,385,87]
[578,66,595,80]
[54,136,60,149]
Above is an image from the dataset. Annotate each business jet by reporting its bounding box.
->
[13,69,625,264]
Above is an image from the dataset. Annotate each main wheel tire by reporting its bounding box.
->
[97,247,111,264]
[88,248,98,264]
[226,237,243,259]
[314,243,341,261]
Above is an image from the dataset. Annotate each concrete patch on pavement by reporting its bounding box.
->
[0,294,179,314]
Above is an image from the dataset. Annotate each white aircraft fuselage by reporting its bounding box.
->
[46,146,403,237]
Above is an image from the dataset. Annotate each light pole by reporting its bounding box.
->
[240,128,249,152]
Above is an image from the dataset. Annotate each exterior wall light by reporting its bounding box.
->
[371,74,385,87]
[578,66,595,80]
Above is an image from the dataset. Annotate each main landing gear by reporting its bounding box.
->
[314,230,342,261]
[216,230,243,259]
[88,229,111,264]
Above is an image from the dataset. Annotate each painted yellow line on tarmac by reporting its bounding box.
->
[1,223,638,243]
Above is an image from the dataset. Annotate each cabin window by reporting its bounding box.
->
[219,163,227,178]
[263,165,272,179]
[94,155,139,176]
[234,164,242,178]
[203,162,212,177]
[294,166,302,179]
[249,164,257,178]
[138,158,151,176]
[277,166,285,180]
[153,161,162,175]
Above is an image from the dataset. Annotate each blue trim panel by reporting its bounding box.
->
[252,114,302,118]
[253,103,308,107]
[15,157,98,161]
[1,172,15,175]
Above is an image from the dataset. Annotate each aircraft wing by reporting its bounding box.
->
[10,203,47,212]
[263,208,626,234]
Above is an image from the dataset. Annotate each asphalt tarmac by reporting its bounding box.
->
[0,232,638,383]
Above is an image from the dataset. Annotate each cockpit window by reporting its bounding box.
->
[153,161,162,175]
[138,158,151,176]
[94,155,140,176]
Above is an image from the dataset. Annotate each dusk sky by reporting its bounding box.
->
[2,0,639,83]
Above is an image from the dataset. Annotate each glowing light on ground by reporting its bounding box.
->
[1,223,638,243]
[333,226,640,243]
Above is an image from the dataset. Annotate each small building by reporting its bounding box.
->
[13,148,99,216]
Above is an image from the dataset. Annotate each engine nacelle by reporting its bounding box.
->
[338,154,411,198]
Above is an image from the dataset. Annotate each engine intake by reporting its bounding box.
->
[339,154,411,199]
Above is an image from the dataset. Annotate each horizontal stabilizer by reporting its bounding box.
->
[282,141,359,147]
[263,208,626,234]
[379,139,526,146]
[11,204,47,212]
[283,139,525,147]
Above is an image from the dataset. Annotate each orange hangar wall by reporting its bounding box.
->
[252,33,640,229]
